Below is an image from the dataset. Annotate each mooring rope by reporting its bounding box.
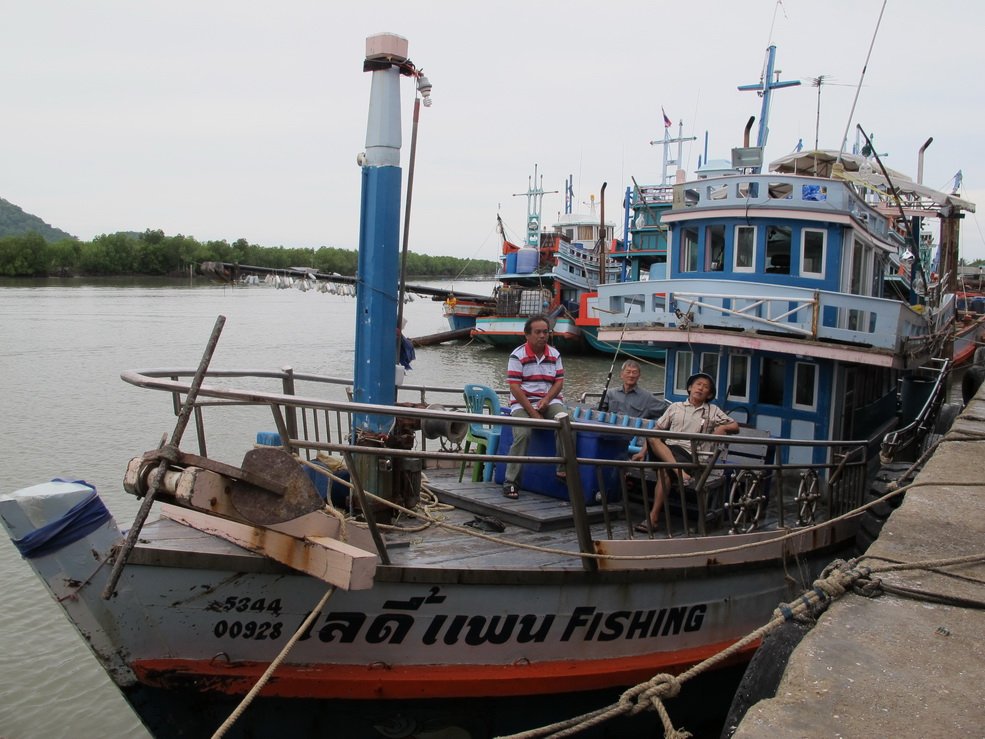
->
[210,585,337,739]
[496,551,985,739]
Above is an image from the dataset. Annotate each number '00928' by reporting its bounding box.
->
[213,620,283,640]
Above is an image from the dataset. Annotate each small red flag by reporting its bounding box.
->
[662,107,672,128]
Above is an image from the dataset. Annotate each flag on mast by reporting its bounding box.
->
[662,107,672,128]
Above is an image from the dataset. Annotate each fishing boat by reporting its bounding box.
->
[469,166,619,353]
[574,122,694,361]
[440,293,496,331]
[0,37,967,739]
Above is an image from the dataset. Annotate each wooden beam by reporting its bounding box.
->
[160,504,379,590]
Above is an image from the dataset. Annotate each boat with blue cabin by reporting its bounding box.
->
[593,45,974,472]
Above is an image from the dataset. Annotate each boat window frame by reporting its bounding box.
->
[700,352,720,383]
[705,224,726,271]
[793,361,819,411]
[800,227,826,278]
[845,236,871,330]
[765,225,792,274]
[673,351,694,395]
[758,356,786,406]
[681,228,700,273]
[733,224,757,273]
[727,353,750,402]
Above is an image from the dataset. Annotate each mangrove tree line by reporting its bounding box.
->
[0,230,497,278]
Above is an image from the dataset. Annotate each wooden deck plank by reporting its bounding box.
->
[429,478,623,532]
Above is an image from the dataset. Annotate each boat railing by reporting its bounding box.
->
[666,173,893,243]
[633,184,675,207]
[123,367,478,460]
[879,357,950,462]
[122,368,871,564]
[596,278,932,353]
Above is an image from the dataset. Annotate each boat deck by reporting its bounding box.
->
[134,469,642,574]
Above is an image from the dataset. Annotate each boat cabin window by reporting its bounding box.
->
[758,357,785,405]
[800,228,826,278]
[700,352,720,382]
[768,182,793,199]
[765,226,792,274]
[563,228,575,241]
[847,238,872,295]
[871,252,885,296]
[793,362,818,410]
[727,354,750,401]
[705,225,725,271]
[681,228,699,272]
[845,238,873,331]
[737,181,760,199]
[578,225,595,241]
[733,225,756,272]
[673,351,693,395]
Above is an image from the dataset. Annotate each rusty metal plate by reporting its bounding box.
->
[230,447,323,524]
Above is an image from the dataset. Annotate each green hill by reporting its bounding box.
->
[0,197,75,242]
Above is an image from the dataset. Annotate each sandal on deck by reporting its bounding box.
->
[502,481,519,500]
[634,520,657,533]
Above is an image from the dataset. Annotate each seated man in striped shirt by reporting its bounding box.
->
[502,315,567,499]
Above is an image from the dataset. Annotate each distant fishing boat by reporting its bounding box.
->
[470,166,618,352]
[440,293,495,330]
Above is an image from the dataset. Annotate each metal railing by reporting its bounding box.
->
[123,367,874,566]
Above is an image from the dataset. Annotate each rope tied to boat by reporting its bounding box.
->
[499,551,985,739]
[623,675,693,739]
[211,585,337,739]
[772,558,875,623]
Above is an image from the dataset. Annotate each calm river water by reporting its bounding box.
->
[0,277,659,738]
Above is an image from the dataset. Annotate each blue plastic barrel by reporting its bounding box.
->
[516,247,538,274]
[505,252,518,274]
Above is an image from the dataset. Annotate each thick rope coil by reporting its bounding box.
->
[772,558,869,623]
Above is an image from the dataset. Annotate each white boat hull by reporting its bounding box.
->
[1,480,856,729]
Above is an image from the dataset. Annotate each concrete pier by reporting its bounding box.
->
[731,389,985,737]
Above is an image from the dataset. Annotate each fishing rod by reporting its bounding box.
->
[597,305,633,411]
[836,0,887,163]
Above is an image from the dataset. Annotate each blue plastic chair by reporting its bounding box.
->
[458,384,503,482]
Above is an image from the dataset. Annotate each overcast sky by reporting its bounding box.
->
[4,0,984,261]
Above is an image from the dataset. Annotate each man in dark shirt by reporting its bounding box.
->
[603,360,667,420]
